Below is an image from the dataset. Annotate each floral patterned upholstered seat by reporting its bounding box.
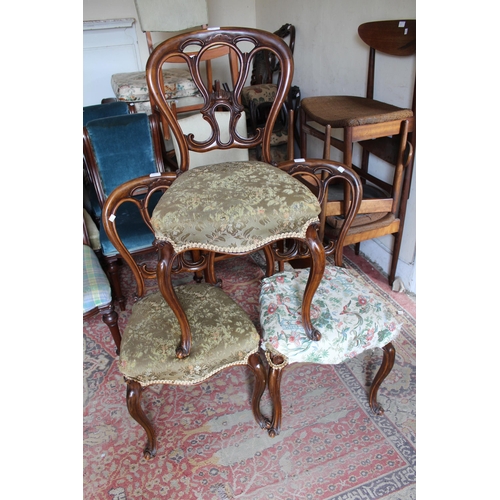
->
[259,265,402,366]
[151,161,321,254]
[110,68,203,113]
[118,283,260,386]
[242,83,277,110]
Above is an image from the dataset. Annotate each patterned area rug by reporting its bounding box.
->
[83,250,416,499]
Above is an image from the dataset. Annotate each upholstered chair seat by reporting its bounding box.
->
[111,68,203,114]
[151,161,321,254]
[119,283,260,386]
[241,83,277,110]
[259,263,402,436]
[260,265,401,365]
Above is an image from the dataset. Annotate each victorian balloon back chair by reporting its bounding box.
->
[299,19,416,285]
[100,27,362,458]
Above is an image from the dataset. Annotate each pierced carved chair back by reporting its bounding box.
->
[146,27,294,169]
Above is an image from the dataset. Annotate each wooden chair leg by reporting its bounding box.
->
[105,258,126,311]
[156,241,192,359]
[126,380,157,460]
[100,304,121,355]
[368,342,396,415]
[301,225,326,341]
[247,352,269,430]
[266,353,286,437]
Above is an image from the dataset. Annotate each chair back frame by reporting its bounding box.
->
[146,27,294,170]
[358,19,415,103]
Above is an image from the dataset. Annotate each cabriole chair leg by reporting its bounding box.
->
[248,351,269,430]
[126,379,157,460]
[368,342,396,415]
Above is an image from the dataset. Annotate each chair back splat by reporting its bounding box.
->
[146,27,294,170]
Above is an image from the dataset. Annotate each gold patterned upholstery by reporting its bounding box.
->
[151,162,321,254]
[119,283,260,386]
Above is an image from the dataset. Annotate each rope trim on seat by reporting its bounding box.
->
[264,344,289,370]
[155,217,320,254]
[127,348,260,387]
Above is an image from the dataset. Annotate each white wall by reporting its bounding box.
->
[253,0,416,293]
[83,0,416,293]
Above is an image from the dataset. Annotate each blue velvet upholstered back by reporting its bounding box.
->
[84,112,162,257]
[83,102,131,126]
[85,113,159,197]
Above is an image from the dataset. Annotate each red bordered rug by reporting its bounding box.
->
[83,250,416,499]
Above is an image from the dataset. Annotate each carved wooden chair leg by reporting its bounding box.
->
[301,225,326,341]
[100,305,121,355]
[265,351,287,437]
[126,379,157,460]
[262,244,276,278]
[106,258,126,311]
[156,241,192,359]
[247,351,269,430]
[368,342,396,415]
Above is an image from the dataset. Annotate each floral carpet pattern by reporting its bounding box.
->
[83,250,416,499]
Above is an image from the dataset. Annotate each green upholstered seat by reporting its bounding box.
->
[151,161,321,254]
[259,265,402,366]
[118,283,260,386]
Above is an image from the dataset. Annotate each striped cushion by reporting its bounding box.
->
[83,245,112,314]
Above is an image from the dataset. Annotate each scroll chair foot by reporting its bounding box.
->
[126,379,157,459]
[368,342,396,415]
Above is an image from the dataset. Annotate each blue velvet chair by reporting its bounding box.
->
[83,112,168,310]
[83,102,136,224]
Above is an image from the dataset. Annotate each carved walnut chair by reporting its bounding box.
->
[102,172,268,460]
[258,159,402,436]
[299,19,416,285]
[101,27,337,458]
